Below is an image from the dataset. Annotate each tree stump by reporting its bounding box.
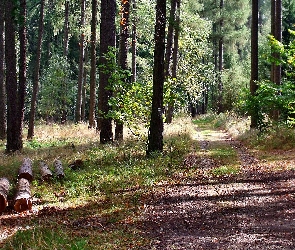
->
[0,178,10,213]
[40,161,52,181]
[54,160,64,178]
[18,158,33,182]
[14,178,32,213]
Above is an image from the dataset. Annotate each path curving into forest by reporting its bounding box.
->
[140,124,295,249]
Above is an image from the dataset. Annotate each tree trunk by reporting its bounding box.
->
[166,0,181,124]
[63,1,69,57]
[75,0,86,123]
[217,0,224,114]
[40,162,53,181]
[0,178,10,213]
[116,0,131,141]
[18,0,27,142]
[18,158,33,182]
[0,0,6,140]
[131,0,137,83]
[5,0,23,152]
[54,160,65,179]
[250,0,259,128]
[88,0,97,128]
[147,0,166,155]
[14,178,32,213]
[98,0,116,143]
[27,0,45,140]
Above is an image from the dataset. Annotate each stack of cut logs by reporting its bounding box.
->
[0,158,65,213]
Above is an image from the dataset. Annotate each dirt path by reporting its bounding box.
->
[140,126,295,249]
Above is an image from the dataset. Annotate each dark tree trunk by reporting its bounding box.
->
[18,0,27,144]
[27,0,45,140]
[0,0,6,140]
[75,0,86,123]
[131,0,137,83]
[274,0,282,86]
[250,0,259,128]
[98,0,116,143]
[5,0,22,152]
[116,0,131,141]
[88,0,97,128]
[81,45,88,121]
[147,0,166,155]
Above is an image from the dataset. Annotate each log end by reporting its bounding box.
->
[18,173,33,182]
[14,198,32,213]
[0,195,8,213]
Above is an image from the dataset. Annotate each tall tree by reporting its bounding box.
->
[131,0,137,83]
[0,0,6,140]
[88,0,97,128]
[115,0,130,141]
[147,0,166,155]
[217,0,224,113]
[63,1,70,57]
[5,0,25,151]
[98,0,116,143]
[75,0,86,123]
[250,0,259,128]
[27,0,45,139]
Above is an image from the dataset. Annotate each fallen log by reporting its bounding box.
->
[40,161,52,181]
[0,178,10,213]
[54,160,64,178]
[18,158,33,182]
[14,178,32,213]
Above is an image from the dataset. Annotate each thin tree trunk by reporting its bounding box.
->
[116,0,130,141]
[217,0,224,114]
[81,45,88,121]
[88,0,97,128]
[75,0,85,123]
[250,0,259,128]
[147,0,166,155]
[131,0,137,83]
[98,0,116,143]
[166,0,180,124]
[27,0,45,140]
[0,0,6,140]
[63,1,69,57]
[18,0,27,143]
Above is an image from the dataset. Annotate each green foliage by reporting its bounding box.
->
[211,165,240,177]
[39,54,75,121]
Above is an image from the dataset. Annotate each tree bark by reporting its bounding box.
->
[14,178,32,213]
[54,160,65,179]
[116,0,131,141]
[0,0,6,140]
[0,178,10,213]
[88,0,97,128]
[40,162,52,181]
[27,0,45,140]
[147,0,166,155]
[131,0,137,83]
[5,0,23,152]
[217,0,224,114]
[63,1,69,57]
[18,158,33,182]
[250,0,259,128]
[75,0,86,123]
[98,0,116,143]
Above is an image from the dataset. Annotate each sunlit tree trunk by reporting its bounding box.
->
[75,0,85,123]
[0,0,6,140]
[147,0,166,155]
[98,0,116,143]
[250,0,259,129]
[27,0,45,139]
[115,0,130,141]
[217,0,224,114]
[88,0,97,128]
[131,0,137,83]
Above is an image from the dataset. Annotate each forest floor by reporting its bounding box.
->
[1,117,295,249]
[139,121,295,249]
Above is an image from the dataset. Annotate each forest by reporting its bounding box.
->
[1,0,295,249]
